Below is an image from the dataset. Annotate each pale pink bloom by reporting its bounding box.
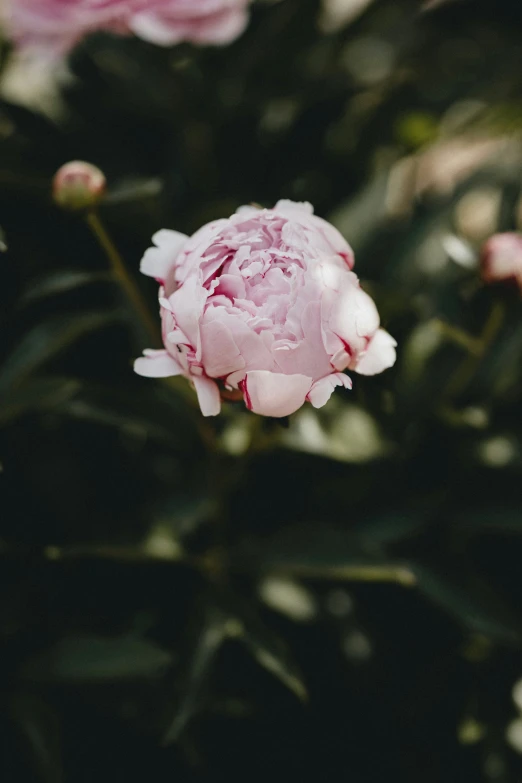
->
[481,233,522,291]
[4,0,251,55]
[135,200,396,418]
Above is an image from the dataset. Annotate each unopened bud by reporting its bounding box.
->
[480,232,522,292]
[52,160,106,211]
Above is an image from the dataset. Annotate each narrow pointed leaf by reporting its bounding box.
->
[232,523,388,577]
[162,607,228,745]
[0,375,81,426]
[0,310,122,396]
[21,634,172,682]
[411,561,522,644]
[19,270,111,307]
[217,589,308,702]
[11,694,63,783]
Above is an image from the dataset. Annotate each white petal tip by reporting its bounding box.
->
[307,373,352,409]
[355,330,397,376]
[134,351,182,378]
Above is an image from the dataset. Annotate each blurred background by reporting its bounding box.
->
[1,0,522,780]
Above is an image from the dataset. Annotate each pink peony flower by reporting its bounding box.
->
[481,232,522,292]
[135,200,397,418]
[4,0,251,55]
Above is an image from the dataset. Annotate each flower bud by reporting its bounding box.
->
[52,161,106,211]
[480,232,522,291]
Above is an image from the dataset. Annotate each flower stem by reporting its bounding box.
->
[86,210,160,346]
[443,299,505,399]
[85,212,215,446]
[434,320,482,356]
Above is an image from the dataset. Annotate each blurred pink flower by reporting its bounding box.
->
[5,0,251,55]
[481,232,522,291]
[135,200,396,417]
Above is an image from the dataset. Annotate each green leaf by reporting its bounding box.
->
[231,523,413,583]
[58,381,203,448]
[328,171,389,254]
[0,375,81,427]
[11,693,63,783]
[411,561,522,644]
[162,605,229,745]
[18,270,111,307]
[21,634,172,682]
[454,508,522,535]
[485,321,522,400]
[221,590,307,702]
[162,590,307,745]
[353,511,427,547]
[0,311,122,396]
[0,374,202,448]
[104,176,162,205]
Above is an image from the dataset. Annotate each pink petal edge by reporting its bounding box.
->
[242,371,312,417]
[354,329,397,376]
[139,229,188,281]
[307,372,352,409]
[134,350,183,378]
[192,375,221,417]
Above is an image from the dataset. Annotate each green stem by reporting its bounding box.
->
[443,300,505,399]
[86,211,209,427]
[276,564,417,586]
[86,210,161,346]
[435,320,482,356]
[43,544,416,586]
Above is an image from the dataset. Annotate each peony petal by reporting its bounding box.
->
[242,371,312,417]
[273,301,331,379]
[169,274,208,359]
[214,273,246,300]
[152,229,188,252]
[323,272,380,362]
[235,205,262,217]
[200,320,245,378]
[186,7,249,45]
[275,199,314,216]
[203,307,275,373]
[134,349,183,378]
[129,13,185,45]
[192,375,221,417]
[355,291,380,338]
[140,229,188,282]
[307,372,352,408]
[354,329,397,376]
[129,6,249,47]
[166,327,190,345]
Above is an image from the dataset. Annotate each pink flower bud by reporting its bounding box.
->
[52,161,106,211]
[480,232,522,291]
[5,0,251,55]
[134,201,397,418]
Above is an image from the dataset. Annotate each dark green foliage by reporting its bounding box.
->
[2,0,522,781]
